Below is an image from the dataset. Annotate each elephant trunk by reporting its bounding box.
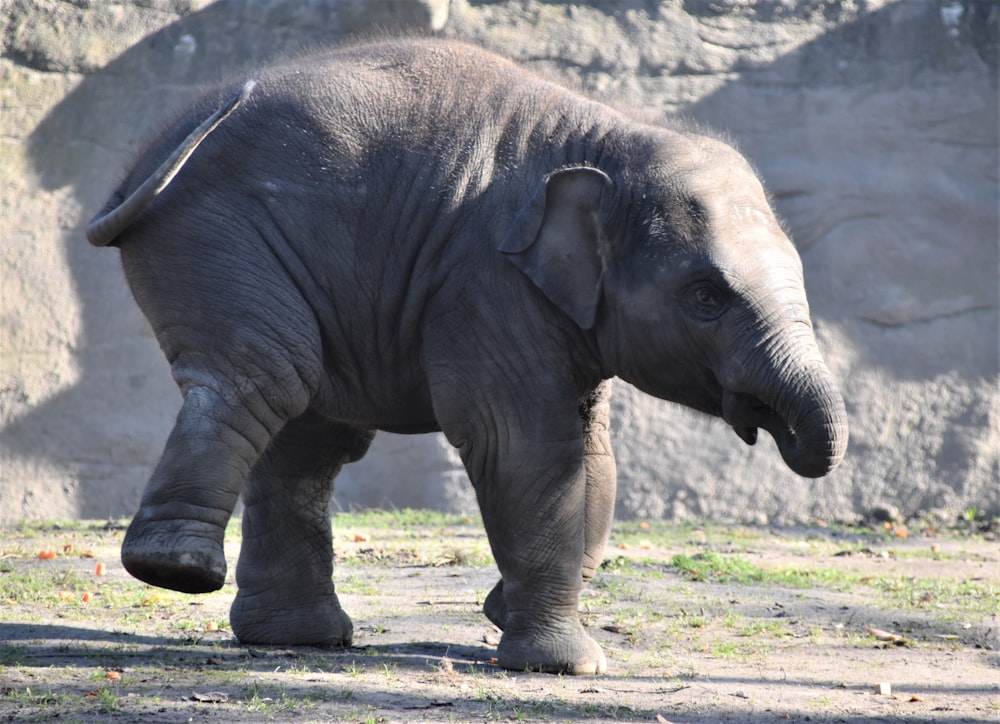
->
[765,367,847,478]
[724,325,848,479]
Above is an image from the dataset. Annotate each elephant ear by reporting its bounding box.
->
[498,166,614,330]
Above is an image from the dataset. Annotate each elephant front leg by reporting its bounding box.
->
[231,412,373,646]
[450,409,606,675]
[580,380,616,585]
[484,381,616,635]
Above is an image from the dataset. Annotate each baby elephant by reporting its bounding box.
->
[88,38,847,674]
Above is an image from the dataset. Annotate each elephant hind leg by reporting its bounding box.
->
[230,411,373,646]
[119,228,327,595]
[121,381,290,594]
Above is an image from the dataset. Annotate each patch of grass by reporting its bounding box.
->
[333,508,480,531]
[435,547,493,567]
[670,552,769,584]
[872,576,1000,616]
[2,686,70,708]
[244,681,278,712]
[671,551,849,590]
[224,516,242,541]
[1,564,191,622]
[683,616,710,629]
[599,554,639,573]
[734,618,787,637]
[338,572,385,595]
[92,687,121,713]
[332,510,495,569]
[669,550,999,623]
[342,660,366,677]
[572,701,640,719]
[808,694,834,708]
[707,638,747,659]
[591,574,642,600]
[611,520,772,550]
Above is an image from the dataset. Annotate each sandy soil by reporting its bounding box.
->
[1,517,997,723]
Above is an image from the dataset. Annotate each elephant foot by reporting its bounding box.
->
[484,579,507,630]
[230,588,353,646]
[121,512,227,594]
[497,613,607,675]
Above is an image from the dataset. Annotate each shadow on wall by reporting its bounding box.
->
[9,0,999,521]
[7,0,446,519]
[610,0,998,520]
[682,0,998,381]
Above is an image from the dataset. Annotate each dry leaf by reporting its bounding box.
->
[866,626,904,642]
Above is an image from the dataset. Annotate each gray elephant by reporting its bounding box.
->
[87,38,847,675]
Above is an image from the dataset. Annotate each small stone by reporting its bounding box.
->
[869,504,901,523]
[875,682,892,696]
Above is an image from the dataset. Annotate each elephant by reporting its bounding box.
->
[87,38,847,675]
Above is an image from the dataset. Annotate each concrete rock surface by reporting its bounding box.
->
[1,0,997,525]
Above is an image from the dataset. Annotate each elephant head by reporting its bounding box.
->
[500,132,848,478]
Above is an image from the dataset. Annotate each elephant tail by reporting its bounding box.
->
[86,80,256,247]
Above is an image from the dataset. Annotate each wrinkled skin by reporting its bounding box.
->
[88,39,847,675]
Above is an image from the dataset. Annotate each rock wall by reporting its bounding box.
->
[2,0,997,526]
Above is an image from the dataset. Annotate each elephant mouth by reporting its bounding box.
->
[721,386,847,479]
[733,425,758,446]
[722,391,787,450]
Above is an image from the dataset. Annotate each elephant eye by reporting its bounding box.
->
[683,281,728,321]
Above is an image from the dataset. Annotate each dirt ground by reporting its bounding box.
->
[1,515,997,723]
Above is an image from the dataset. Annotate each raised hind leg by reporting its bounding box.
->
[118,228,323,595]
[121,379,295,593]
[230,410,373,645]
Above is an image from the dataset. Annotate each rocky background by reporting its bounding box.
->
[2,0,997,527]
